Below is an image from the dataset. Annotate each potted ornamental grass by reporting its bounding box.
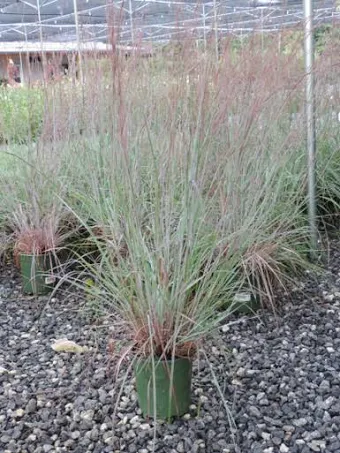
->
[16,236,55,295]
[76,153,309,420]
[81,225,241,420]
[0,147,74,296]
[65,45,311,420]
[72,154,242,420]
[12,205,71,295]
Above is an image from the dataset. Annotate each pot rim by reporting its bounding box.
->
[19,252,51,257]
[136,356,193,364]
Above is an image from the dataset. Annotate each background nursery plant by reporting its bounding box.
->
[0,144,75,294]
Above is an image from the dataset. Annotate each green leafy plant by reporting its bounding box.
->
[0,87,44,144]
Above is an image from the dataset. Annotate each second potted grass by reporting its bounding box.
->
[14,222,58,295]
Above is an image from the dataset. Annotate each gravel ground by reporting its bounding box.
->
[1,243,340,453]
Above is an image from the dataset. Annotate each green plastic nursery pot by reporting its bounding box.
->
[135,357,192,420]
[20,254,54,295]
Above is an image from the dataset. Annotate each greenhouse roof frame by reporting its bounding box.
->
[0,0,339,44]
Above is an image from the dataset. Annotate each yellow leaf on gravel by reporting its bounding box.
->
[51,339,88,353]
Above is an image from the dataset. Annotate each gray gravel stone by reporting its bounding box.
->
[293,418,308,427]
[279,445,289,453]
[248,406,261,418]
[25,398,37,414]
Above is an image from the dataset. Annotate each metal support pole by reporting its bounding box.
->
[261,9,264,51]
[202,4,207,51]
[19,51,25,85]
[37,0,47,82]
[303,0,318,256]
[37,0,43,47]
[73,0,84,84]
[213,0,219,63]
[24,27,32,86]
[129,0,135,46]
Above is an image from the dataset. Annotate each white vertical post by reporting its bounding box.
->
[24,27,32,85]
[261,8,264,51]
[37,0,43,47]
[213,0,219,62]
[19,51,25,85]
[129,0,135,46]
[37,0,47,82]
[202,4,207,51]
[73,0,84,84]
[303,0,317,255]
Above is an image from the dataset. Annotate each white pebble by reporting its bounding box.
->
[199,395,208,404]
[140,423,151,430]
[130,415,140,424]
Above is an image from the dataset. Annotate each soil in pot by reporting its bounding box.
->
[20,253,55,295]
[135,357,192,420]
